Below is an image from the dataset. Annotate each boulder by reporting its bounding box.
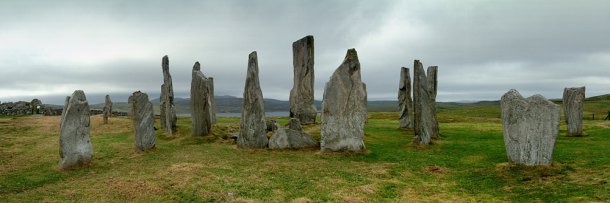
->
[190,62,213,136]
[237,51,269,148]
[501,89,560,166]
[128,91,156,151]
[320,48,367,151]
[398,67,413,129]
[563,87,585,136]
[102,95,112,124]
[269,118,318,149]
[59,90,93,169]
[289,35,317,124]
[160,55,177,135]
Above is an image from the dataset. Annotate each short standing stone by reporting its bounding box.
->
[320,48,367,151]
[398,67,413,129]
[238,51,269,148]
[289,35,317,124]
[102,95,112,124]
[501,89,560,166]
[563,87,585,136]
[269,118,318,149]
[160,55,177,135]
[59,90,93,169]
[190,62,212,136]
[129,91,156,151]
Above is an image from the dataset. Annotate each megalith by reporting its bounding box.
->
[102,95,112,124]
[427,66,440,139]
[269,118,318,149]
[30,98,42,114]
[160,55,177,135]
[320,48,367,151]
[190,62,212,136]
[209,77,216,124]
[289,35,317,124]
[413,60,439,145]
[501,89,560,166]
[398,67,413,129]
[237,51,268,148]
[128,91,156,151]
[59,90,93,169]
[563,87,585,136]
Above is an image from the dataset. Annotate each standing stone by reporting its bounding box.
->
[190,62,212,136]
[30,99,42,114]
[102,95,112,124]
[238,51,268,148]
[413,60,438,145]
[427,66,440,139]
[320,48,367,151]
[269,118,318,149]
[128,91,156,151]
[501,89,560,166]
[209,77,216,124]
[289,35,317,124]
[59,90,92,169]
[398,67,413,129]
[563,87,585,136]
[160,55,177,135]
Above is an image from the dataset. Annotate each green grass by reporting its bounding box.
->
[0,101,609,202]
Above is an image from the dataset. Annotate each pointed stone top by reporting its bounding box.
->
[162,55,169,70]
[345,48,358,61]
[193,61,201,71]
[249,51,257,59]
[71,90,87,101]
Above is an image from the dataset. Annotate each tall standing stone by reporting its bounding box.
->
[413,60,438,145]
[501,89,560,166]
[160,55,177,135]
[320,48,367,151]
[59,90,93,169]
[563,87,585,136]
[289,35,317,124]
[102,95,112,124]
[398,67,413,129]
[128,91,156,151]
[209,77,216,124]
[238,51,268,148]
[190,62,212,136]
[427,66,440,139]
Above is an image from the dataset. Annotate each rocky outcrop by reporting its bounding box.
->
[160,55,177,135]
[289,35,317,124]
[59,90,93,169]
[191,62,212,136]
[320,48,367,151]
[209,77,216,124]
[103,95,112,124]
[413,61,439,145]
[238,51,268,148]
[563,87,585,136]
[128,91,156,151]
[501,89,560,166]
[269,118,318,149]
[398,67,413,129]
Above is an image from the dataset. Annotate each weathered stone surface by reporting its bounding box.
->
[266,120,278,132]
[209,77,216,124]
[160,55,177,135]
[320,48,367,151]
[501,89,560,166]
[128,91,156,151]
[427,66,440,139]
[238,51,268,148]
[30,99,42,114]
[289,35,317,124]
[190,62,212,136]
[59,90,92,169]
[269,118,318,149]
[102,95,112,124]
[398,67,413,129]
[413,61,439,144]
[563,87,585,136]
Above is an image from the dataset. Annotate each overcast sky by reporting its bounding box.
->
[1,0,609,105]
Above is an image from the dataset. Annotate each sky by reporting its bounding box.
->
[1,0,609,105]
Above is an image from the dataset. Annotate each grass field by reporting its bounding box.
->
[0,101,609,202]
